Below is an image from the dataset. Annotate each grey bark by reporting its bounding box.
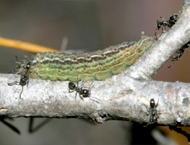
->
[1,0,190,126]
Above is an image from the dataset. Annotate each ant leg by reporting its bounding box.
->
[146,107,150,116]
[79,95,84,100]
[79,82,84,88]
[155,98,159,107]
[89,97,100,103]
[19,86,24,99]
[26,78,29,88]
[7,81,19,86]
[161,27,166,33]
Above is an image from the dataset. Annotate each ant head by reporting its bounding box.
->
[68,82,76,90]
[26,61,31,69]
[81,89,90,98]
[150,98,155,108]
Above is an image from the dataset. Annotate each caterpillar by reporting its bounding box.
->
[17,35,156,82]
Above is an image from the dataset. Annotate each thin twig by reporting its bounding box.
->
[0,37,60,53]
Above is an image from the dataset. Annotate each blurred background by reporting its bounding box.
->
[0,0,189,145]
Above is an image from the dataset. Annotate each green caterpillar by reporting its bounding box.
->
[19,35,155,82]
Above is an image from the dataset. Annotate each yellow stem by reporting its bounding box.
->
[0,37,60,53]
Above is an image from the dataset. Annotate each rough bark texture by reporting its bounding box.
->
[1,0,190,126]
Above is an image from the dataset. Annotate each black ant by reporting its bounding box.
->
[156,14,178,35]
[68,81,90,100]
[10,56,31,74]
[68,81,99,103]
[146,98,159,125]
[8,61,31,98]
[168,38,190,68]
[171,41,190,61]
[155,13,190,66]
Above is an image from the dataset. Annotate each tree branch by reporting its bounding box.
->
[1,0,190,126]
[127,1,190,80]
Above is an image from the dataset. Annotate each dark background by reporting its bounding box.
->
[0,0,187,145]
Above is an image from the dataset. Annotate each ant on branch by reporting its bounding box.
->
[156,14,178,34]
[8,61,31,98]
[68,81,90,99]
[167,41,190,68]
[170,42,190,62]
[68,81,99,103]
[156,13,190,65]
[145,98,159,126]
